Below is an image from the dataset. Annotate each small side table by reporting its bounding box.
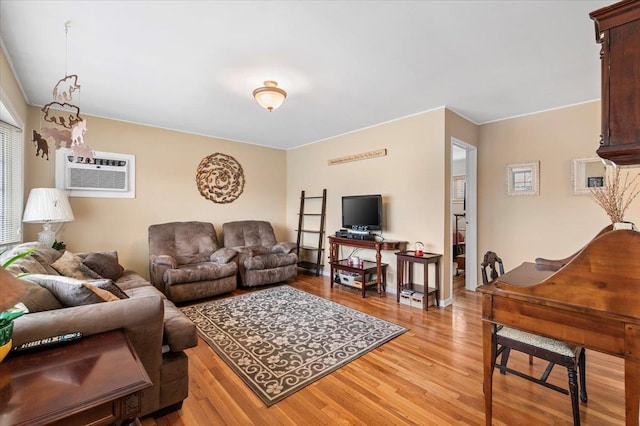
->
[0,330,152,426]
[395,250,442,311]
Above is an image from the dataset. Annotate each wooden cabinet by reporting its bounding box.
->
[590,0,640,166]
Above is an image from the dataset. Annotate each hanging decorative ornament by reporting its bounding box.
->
[31,130,49,161]
[37,21,94,162]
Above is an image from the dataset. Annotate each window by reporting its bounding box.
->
[452,175,466,203]
[0,119,24,247]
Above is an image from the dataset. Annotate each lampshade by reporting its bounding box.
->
[23,188,74,247]
[253,80,287,112]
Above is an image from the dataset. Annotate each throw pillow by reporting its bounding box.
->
[81,252,125,281]
[51,251,102,280]
[24,274,119,307]
[88,278,129,299]
[19,280,64,312]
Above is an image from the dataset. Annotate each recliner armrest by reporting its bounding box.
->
[272,242,297,254]
[150,254,177,268]
[210,247,237,263]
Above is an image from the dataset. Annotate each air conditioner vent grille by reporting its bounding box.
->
[55,149,135,198]
[69,169,127,190]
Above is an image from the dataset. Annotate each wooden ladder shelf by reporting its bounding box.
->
[296,189,327,276]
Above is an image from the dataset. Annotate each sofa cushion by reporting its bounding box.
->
[82,252,125,281]
[89,278,129,299]
[125,284,167,300]
[51,251,102,280]
[5,256,50,276]
[19,280,64,312]
[243,253,298,270]
[162,299,197,352]
[222,220,277,247]
[2,244,62,276]
[163,262,237,285]
[116,271,155,291]
[24,274,119,307]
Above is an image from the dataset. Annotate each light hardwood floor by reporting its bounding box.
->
[143,273,624,425]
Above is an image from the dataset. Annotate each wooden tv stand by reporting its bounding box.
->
[328,236,406,297]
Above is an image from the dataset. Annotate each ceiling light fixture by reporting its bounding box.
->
[253,80,287,112]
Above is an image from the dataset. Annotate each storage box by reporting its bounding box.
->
[400,289,414,306]
[411,291,425,309]
[400,290,415,306]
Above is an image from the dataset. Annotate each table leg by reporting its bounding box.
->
[625,324,640,426]
[435,258,440,308]
[396,257,403,303]
[408,261,414,290]
[376,245,382,296]
[482,319,495,426]
[424,261,429,311]
[381,265,387,292]
[361,271,366,298]
[330,242,336,289]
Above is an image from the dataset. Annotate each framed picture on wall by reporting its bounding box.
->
[506,161,539,196]
[587,176,604,187]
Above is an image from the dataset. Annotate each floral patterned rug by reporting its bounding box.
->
[181,285,407,406]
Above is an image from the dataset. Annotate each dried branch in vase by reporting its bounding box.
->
[589,168,640,224]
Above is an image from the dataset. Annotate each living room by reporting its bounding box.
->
[1,1,639,424]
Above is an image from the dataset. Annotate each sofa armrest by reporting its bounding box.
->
[12,295,164,382]
[210,247,237,264]
[271,242,297,254]
[149,255,177,293]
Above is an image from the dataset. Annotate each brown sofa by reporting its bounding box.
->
[222,220,298,287]
[148,221,238,302]
[3,243,198,417]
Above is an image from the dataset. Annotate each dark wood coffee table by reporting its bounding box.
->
[0,330,152,426]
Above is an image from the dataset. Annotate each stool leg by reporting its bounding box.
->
[498,347,511,375]
[579,349,588,403]
[567,366,581,426]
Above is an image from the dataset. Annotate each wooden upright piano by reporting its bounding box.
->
[478,227,640,425]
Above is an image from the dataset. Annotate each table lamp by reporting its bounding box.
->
[22,188,74,248]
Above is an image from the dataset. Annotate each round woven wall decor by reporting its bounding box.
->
[196,153,245,204]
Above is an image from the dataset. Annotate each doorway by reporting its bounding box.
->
[451,139,477,292]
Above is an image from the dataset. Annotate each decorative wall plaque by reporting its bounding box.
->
[196,153,245,204]
[328,148,387,166]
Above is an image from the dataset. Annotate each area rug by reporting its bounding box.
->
[181,285,407,406]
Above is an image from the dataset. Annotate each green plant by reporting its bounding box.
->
[52,240,66,250]
[2,246,37,277]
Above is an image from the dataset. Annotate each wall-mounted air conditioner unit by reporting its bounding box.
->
[55,148,135,198]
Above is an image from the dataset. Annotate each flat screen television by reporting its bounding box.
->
[341,194,383,232]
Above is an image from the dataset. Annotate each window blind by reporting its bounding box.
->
[452,175,466,202]
[0,120,24,246]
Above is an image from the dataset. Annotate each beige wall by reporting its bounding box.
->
[0,47,28,126]
[444,109,479,293]
[287,108,465,300]
[23,108,288,276]
[477,101,640,272]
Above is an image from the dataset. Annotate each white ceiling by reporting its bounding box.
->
[0,1,612,150]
